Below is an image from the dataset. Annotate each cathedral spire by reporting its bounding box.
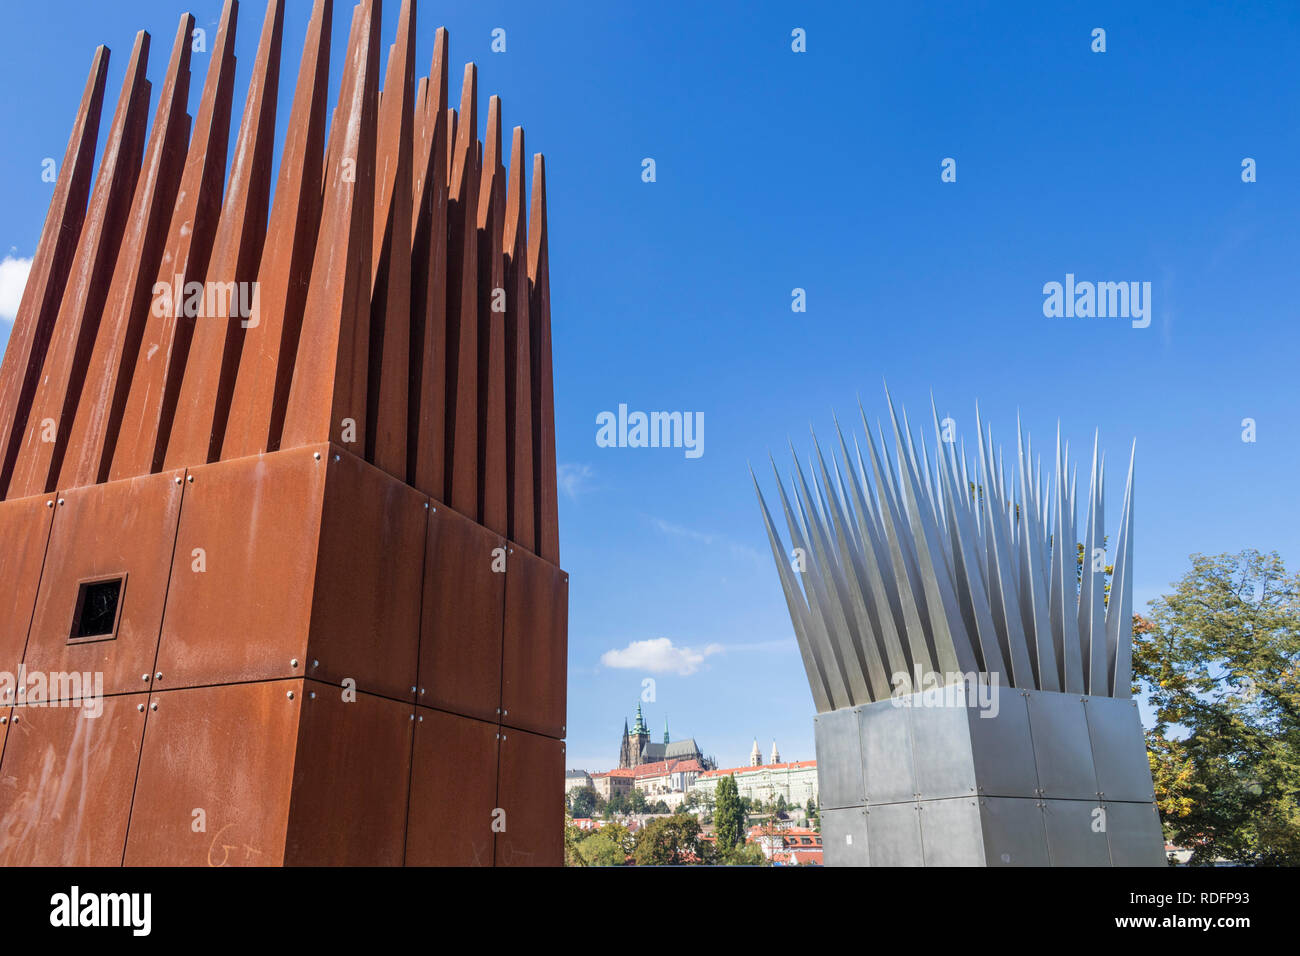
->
[750,737,761,767]
[663,716,670,745]
[771,739,781,764]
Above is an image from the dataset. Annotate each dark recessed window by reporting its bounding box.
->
[70,577,125,641]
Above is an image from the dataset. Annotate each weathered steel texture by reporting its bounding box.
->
[477,97,508,535]
[156,444,326,688]
[407,27,449,498]
[527,154,560,563]
[309,448,425,702]
[281,0,380,454]
[444,63,479,516]
[24,469,184,698]
[5,33,152,500]
[495,727,563,867]
[0,494,55,678]
[500,546,567,739]
[165,0,285,469]
[285,684,413,865]
[0,694,148,866]
[124,680,303,866]
[419,503,505,722]
[365,0,415,480]
[56,17,194,493]
[754,390,1138,708]
[0,48,109,499]
[110,1,239,481]
[406,707,499,866]
[503,127,534,551]
[820,806,869,866]
[222,0,333,461]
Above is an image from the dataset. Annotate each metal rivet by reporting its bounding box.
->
[0,717,7,725]
[496,708,501,714]
[287,691,295,700]
[424,502,429,509]
[410,686,417,693]
[155,672,162,680]
[409,714,415,721]
[174,477,182,485]
[11,715,17,724]
[57,498,65,506]
[45,500,53,508]
[309,691,316,700]
[502,709,508,716]
[142,673,150,682]
[502,734,507,741]
[137,704,145,712]
[186,475,194,483]
[417,715,423,722]
[334,455,340,462]
[150,702,157,711]
[290,659,299,668]
[314,452,321,461]
[312,659,319,668]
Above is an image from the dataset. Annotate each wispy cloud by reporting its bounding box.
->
[648,515,763,562]
[600,637,723,676]
[0,254,32,322]
[557,462,594,499]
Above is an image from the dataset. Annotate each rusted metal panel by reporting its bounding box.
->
[221,0,331,462]
[405,706,498,866]
[0,494,55,678]
[365,0,415,480]
[408,28,449,498]
[156,444,326,688]
[24,469,184,699]
[5,33,152,500]
[419,503,504,722]
[109,2,239,482]
[284,683,412,865]
[502,126,534,551]
[501,547,568,739]
[445,64,479,516]
[280,0,380,454]
[0,48,108,500]
[527,154,560,563]
[125,679,303,866]
[309,449,424,702]
[477,98,508,535]
[57,16,195,492]
[165,0,285,470]
[0,693,148,866]
[495,726,563,867]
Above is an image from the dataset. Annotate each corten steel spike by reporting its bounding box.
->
[528,153,560,563]
[444,63,479,515]
[407,26,448,496]
[280,0,381,453]
[58,15,196,491]
[503,126,534,550]
[5,33,153,500]
[0,47,109,500]
[222,0,332,460]
[166,0,285,469]
[110,0,240,481]
[365,0,415,479]
[477,96,508,534]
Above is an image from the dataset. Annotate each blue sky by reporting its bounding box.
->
[2,1,1298,772]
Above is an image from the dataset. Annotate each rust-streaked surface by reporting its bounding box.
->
[502,126,534,551]
[0,494,55,678]
[24,469,184,699]
[527,154,560,564]
[476,97,508,536]
[406,706,498,866]
[156,445,326,688]
[124,680,303,866]
[310,448,424,702]
[419,503,504,722]
[495,726,563,867]
[285,684,412,865]
[0,694,148,866]
[501,546,568,739]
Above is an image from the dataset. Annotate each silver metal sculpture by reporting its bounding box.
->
[754,389,1164,866]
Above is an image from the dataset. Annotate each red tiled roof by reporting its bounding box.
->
[699,760,816,778]
[632,758,704,778]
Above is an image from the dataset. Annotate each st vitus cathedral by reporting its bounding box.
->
[617,702,713,770]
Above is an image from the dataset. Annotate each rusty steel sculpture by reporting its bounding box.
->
[0,0,566,866]
[753,390,1165,865]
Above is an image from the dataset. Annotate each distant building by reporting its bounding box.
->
[590,768,635,801]
[565,770,593,794]
[617,703,712,769]
[692,756,818,806]
[631,758,705,809]
[747,825,823,865]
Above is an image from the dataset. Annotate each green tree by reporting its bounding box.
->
[806,798,820,831]
[633,814,703,865]
[567,786,598,818]
[715,775,744,850]
[574,821,633,866]
[1133,550,1300,865]
[628,788,648,813]
[565,816,587,867]
[716,841,768,866]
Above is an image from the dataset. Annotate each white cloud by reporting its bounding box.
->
[0,255,33,322]
[600,637,723,676]
[557,462,593,499]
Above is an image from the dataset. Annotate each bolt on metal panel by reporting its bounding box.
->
[406,706,500,866]
[919,797,985,866]
[977,796,1050,866]
[495,726,564,867]
[1104,801,1167,867]
[820,807,869,867]
[966,688,1040,799]
[865,801,924,866]
[0,693,147,865]
[1084,696,1157,803]
[500,545,567,739]
[907,697,977,801]
[1041,798,1111,866]
[1024,689,1098,800]
[0,494,55,677]
[858,698,916,805]
[813,706,865,809]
